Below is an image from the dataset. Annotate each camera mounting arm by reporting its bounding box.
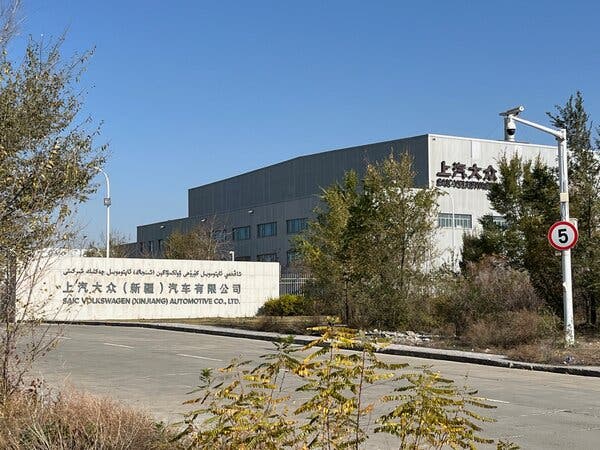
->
[510,115,566,141]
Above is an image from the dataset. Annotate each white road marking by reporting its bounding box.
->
[56,336,72,339]
[176,353,223,362]
[483,397,510,404]
[103,342,134,349]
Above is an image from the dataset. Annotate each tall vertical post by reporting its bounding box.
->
[105,190,110,258]
[96,168,111,258]
[449,191,456,271]
[557,130,575,345]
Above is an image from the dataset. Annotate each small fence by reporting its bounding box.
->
[279,274,311,296]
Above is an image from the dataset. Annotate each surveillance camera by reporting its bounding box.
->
[506,118,516,135]
[499,105,525,117]
[504,117,517,141]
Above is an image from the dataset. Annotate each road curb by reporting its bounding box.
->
[47,320,600,378]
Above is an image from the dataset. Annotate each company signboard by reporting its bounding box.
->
[21,256,279,321]
[434,160,498,190]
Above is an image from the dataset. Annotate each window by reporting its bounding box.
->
[148,241,154,253]
[287,249,300,266]
[257,253,278,262]
[257,222,277,238]
[139,242,145,253]
[438,213,472,229]
[232,226,250,241]
[491,215,507,228]
[158,239,163,251]
[287,218,308,234]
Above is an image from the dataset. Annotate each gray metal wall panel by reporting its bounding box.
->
[137,196,320,262]
[187,135,429,217]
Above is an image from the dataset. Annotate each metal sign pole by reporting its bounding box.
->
[557,132,575,345]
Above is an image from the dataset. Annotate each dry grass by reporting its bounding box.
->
[462,310,558,349]
[0,386,184,449]
[140,315,331,335]
[506,335,600,365]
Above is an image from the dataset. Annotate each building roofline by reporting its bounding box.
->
[187,133,556,194]
[188,134,430,194]
[429,133,556,149]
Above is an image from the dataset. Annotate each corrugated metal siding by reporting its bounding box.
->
[187,135,429,217]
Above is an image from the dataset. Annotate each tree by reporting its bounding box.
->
[163,219,232,260]
[294,171,359,321]
[348,154,440,329]
[297,153,440,329]
[0,1,105,397]
[464,92,600,326]
[462,155,563,314]
[547,92,600,325]
[84,231,134,258]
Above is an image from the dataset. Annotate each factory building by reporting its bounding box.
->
[134,134,556,268]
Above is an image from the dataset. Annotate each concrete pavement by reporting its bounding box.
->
[51,320,600,378]
[33,324,600,449]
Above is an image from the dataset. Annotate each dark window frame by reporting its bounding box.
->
[232,226,251,241]
[257,221,277,238]
[286,217,308,234]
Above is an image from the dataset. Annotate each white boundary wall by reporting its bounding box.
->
[20,256,279,321]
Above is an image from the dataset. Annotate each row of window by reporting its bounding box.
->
[233,218,308,241]
[139,218,308,254]
[438,213,473,229]
[141,214,505,253]
[236,250,300,265]
[437,214,505,229]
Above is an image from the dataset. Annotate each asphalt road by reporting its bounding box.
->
[32,325,600,449]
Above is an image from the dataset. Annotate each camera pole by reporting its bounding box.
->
[499,107,574,345]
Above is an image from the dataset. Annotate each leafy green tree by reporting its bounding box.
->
[297,154,439,330]
[0,40,104,259]
[0,1,105,396]
[295,171,359,321]
[465,92,600,325]
[347,154,439,329]
[547,91,600,325]
[462,155,562,314]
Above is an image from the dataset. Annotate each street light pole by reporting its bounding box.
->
[434,183,456,271]
[96,167,111,258]
[500,107,574,345]
[447,190,456,271]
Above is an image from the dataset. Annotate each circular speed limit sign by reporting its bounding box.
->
[548,221,578,251]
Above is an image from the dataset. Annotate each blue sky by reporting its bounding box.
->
[18,0,600,244]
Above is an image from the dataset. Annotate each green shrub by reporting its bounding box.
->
[257,294,314,316]
[179,326,517,449]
